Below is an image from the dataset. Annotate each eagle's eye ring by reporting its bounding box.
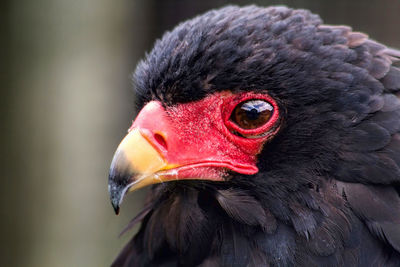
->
[230,99,274,130]
[222,93,280,139]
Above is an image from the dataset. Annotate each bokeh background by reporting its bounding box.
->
[2,0,400,266]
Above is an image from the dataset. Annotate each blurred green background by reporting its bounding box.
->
[2,0,399,266]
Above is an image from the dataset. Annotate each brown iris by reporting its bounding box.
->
[231,99,273,129]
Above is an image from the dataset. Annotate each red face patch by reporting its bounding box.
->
[129,91,281,179]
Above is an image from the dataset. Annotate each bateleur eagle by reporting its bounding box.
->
[108,5,400,267]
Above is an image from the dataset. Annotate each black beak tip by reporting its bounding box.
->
[109,172,132,215]
[108,180,124,215]
[109,161,133,216]
[112,203,120,215]
[110,192,121,215]
[109,187,123,215]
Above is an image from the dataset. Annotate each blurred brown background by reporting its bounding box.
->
[2,0,399,266]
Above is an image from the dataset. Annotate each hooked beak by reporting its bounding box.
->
[108,128,172,214]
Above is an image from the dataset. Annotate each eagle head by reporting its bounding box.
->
[108,5,400,266]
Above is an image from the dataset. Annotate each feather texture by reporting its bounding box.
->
[216,189,276,233]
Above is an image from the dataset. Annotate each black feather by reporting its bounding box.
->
[343,122,391,152]
[215,189,275,232]
[220,222,251,266]
[337,182,400,253]
[254,223,296,266]
[164,189,213,266]
[382,67,400,91]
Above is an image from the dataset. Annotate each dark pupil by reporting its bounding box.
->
[231,100,273,129]
[246,108,260,120]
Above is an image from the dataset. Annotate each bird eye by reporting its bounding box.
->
[230,99,274,129]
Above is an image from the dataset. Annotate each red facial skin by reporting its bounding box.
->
[129,91,280,181]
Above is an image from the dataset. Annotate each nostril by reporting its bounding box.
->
[154,133,168,150]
